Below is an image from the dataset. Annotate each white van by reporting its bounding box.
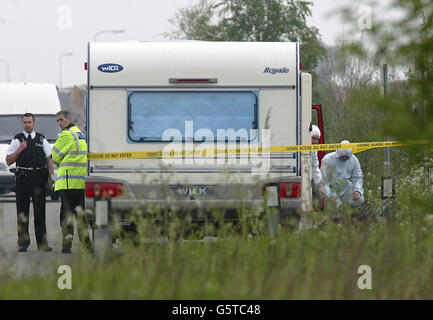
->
[0,82,61,194]
[85,41,320,231]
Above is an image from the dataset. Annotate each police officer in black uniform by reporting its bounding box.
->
[5,113,54,252]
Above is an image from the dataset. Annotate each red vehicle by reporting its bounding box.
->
[312,104,326,165]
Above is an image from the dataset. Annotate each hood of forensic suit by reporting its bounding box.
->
[310,124,321,138]
[336,140,353,159]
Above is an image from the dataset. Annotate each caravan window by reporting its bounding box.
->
[127,91,258,142]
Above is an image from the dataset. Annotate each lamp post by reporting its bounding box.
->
[0,59,10,82]
[382,63,394,218]
[59,52,72,89]
[93,29,125,42]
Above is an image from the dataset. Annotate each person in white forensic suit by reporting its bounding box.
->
[320,140,364,208]
[310,125,326,200]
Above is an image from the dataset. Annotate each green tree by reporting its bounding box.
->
[166,0,221,41]
[325,0,433,210]
[165,0,326,102]
[340,0,433,144]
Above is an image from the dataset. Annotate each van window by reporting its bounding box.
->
[127,91,258,142]
[0,115,61,143]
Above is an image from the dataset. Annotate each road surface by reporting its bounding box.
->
[0,199,84,278]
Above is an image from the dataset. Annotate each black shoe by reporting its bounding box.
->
[85,239,93,252]
[38,246,53,252]
[18,246,27,252]
[61,247,72,254]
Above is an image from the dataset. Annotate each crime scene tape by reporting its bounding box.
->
[87,140,429,160]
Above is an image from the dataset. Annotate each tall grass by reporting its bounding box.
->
[1,145,432,299]
[2,190,433,299]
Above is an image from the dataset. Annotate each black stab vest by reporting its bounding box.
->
[14,133,47,169]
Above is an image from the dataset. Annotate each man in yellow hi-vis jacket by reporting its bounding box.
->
[52,110,91,254]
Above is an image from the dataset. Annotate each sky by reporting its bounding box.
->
[0,0,395,88]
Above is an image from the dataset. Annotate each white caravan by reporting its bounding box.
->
[85,41,315,231]
[0,82,61,194]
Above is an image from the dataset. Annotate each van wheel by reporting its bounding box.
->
[166,221,184,241]
[118,224,141,247]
